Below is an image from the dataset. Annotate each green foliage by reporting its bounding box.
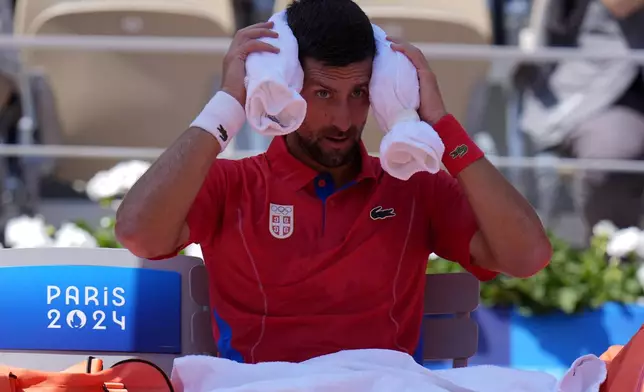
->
[74,217,122,249]
[426,231,644,316]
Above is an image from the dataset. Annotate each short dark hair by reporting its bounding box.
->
[286,0,376,67]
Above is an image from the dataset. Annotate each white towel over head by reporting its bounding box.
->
[244,10,307,136]
[370,24,445,180]
[244,14,446,181]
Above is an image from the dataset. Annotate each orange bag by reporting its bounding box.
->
[0,356,173,392]
[600,324,644,392]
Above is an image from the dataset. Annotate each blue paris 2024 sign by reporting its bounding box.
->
[0,265,182,353]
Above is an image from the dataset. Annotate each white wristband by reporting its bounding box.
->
[190,91,246,151]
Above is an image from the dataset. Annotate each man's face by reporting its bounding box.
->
[293,58,373,168]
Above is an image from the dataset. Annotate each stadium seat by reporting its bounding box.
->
[13,0,235,182]
[14,0,235,36]
[274,0,492,153]
[0,247,215,375]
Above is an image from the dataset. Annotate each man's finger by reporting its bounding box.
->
[390,42,417,55]
[390,43,411,55]
[240,20,274,32]
[242,28,279,40]
[391,43,428,71]
[386,36,402,44]
[241,40,280,55]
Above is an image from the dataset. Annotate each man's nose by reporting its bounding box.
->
[331,103,353,133]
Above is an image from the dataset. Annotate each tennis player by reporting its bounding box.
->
[116,0,551,365]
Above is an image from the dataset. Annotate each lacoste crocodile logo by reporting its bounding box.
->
[449,144,468,159]
[217,124,228,142]
[370,206,396,220]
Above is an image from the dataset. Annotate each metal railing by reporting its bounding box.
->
[0,35,641,62]
[1,35,644,173]
[4,144,644,173]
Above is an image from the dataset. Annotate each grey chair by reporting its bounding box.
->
[0,248,479,374]
[0,248,216,376]
[185,266,481,368]
[423,272,480,368]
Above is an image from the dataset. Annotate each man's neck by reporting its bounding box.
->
[284,135,360,188]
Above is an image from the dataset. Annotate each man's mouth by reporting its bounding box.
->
[325,135,349,142]
[323,135,353,148]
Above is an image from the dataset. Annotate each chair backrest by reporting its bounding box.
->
[15,0,235,182]
[0,247,215,376]
[273,0,491,153]
[0,248,478,371]
[423,272,479,367]
[186,268,480,367]
[177,268,480,368]
[14,0,236,34]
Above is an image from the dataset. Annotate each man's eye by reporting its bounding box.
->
[351,89,366,98]
[316,90,330,99]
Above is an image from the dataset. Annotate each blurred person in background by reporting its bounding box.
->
[518,0,644,239]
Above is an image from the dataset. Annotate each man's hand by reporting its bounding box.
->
[387,39,551,278]
[387,36,447,125]
[221,21,280,106]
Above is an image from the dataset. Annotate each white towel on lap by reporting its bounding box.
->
[370,24,445,180]
[244,14,445,181]
[171,349,606,392]
[244,11,307,136]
